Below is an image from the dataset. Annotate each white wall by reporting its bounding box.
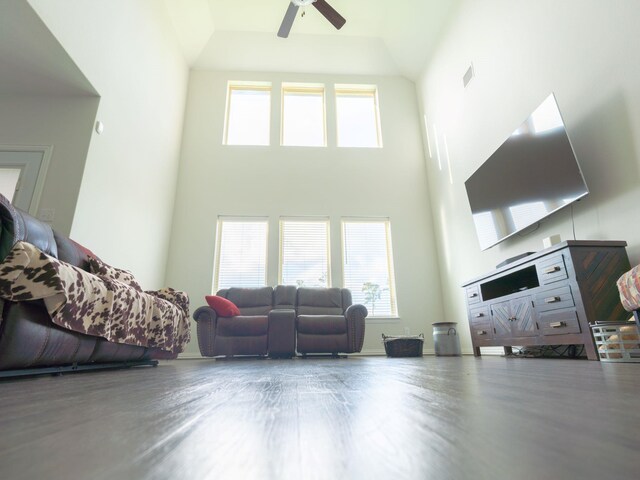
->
[28,0,189,288]
[166,70,443,356]
[0,95,98,235]
[417,0,640,353]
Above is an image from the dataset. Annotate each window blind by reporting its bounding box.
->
[280,219,330,287]
[342,220,397,317]
[214,218,268,291]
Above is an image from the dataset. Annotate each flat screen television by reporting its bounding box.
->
[465,93,589,251]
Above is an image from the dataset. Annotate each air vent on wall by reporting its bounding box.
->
[463,63,474,88]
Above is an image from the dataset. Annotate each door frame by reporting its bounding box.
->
[0,144,53,216]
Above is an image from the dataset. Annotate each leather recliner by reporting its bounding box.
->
[295,287,367,355]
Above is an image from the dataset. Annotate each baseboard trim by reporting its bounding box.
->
[177,348,478,359]
[178,347,488,360]
[177,353,209,360]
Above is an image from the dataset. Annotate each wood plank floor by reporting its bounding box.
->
[0,356,639,480]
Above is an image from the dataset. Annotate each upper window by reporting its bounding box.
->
[281,84,326,147]
[224,83,271,146]
[342,219,397,317]
[214,217,268,291]
[279,218,330,287]
[335,85,382,148]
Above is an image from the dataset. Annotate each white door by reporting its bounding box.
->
[0,149,47,214]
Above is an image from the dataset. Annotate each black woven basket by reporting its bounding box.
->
[382,334,424,357]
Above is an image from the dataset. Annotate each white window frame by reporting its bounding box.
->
[279,217,331,287]
[281,83,327,147]
[335,84,383,148]
[213,216,269,292]
[341,218,398,318]
[223,82,272,146]
[0,145,52,216]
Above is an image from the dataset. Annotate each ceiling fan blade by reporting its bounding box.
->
[278,2,299,38]
[312,0,346,30]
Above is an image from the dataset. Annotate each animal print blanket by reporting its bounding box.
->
[0,242,190,354]
[618,264,640,312]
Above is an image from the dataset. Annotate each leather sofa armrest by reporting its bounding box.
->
[268,308,296,358]
[345,304,367,353]
[345,304,368,321]
[193,306,217,322]
[193,306,218,357]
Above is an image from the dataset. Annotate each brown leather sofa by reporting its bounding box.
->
[0,195,169,376]
[193,286,367,358]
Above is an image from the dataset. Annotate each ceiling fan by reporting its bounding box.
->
[277,0,346,38]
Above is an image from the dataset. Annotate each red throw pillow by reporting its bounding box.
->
[70,238,98,260]
[205,295,240,317]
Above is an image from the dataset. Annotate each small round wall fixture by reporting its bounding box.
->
[95,121,104,135]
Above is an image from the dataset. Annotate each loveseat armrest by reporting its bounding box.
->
[268,308,296,358]
[193,306,218,357]
[345,304,368,353]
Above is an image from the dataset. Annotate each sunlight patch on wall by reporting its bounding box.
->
[433,124,442,170]
[443,134,453,185]
[423,114,432,159]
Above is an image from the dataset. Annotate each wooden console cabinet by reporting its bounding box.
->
[462,241,630,360]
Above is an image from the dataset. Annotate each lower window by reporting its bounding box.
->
[279,218,330,287]
[342,219,398,317]
[214,217,268,291]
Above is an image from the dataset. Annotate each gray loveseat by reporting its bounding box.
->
[193,286,298,358]
[193,286,367,358]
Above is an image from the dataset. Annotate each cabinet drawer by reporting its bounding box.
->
[539,255,568,285]
[466,285,480,304]
[471,322,493,339]
[469,306,492,339]
[534,285,575,313]
[469,305,490,322]
[537,308,581,336]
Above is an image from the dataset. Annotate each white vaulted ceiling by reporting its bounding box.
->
[168,0,462,79]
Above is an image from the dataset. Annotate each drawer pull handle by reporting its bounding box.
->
[550,321,566,328]
[468,292,478,298]
[545,296,561,303]
[474,313,484,318]
[477,330,487,335]
[544,266,561,274]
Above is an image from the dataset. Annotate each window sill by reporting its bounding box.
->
[337,145,383,149]
[366,316,401,324]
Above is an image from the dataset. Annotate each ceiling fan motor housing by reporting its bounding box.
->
[292,0,316,6]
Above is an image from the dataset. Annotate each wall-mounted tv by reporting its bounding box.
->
[465,93,589,251]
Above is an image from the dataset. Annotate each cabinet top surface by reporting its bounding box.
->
[461,240,627,287]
